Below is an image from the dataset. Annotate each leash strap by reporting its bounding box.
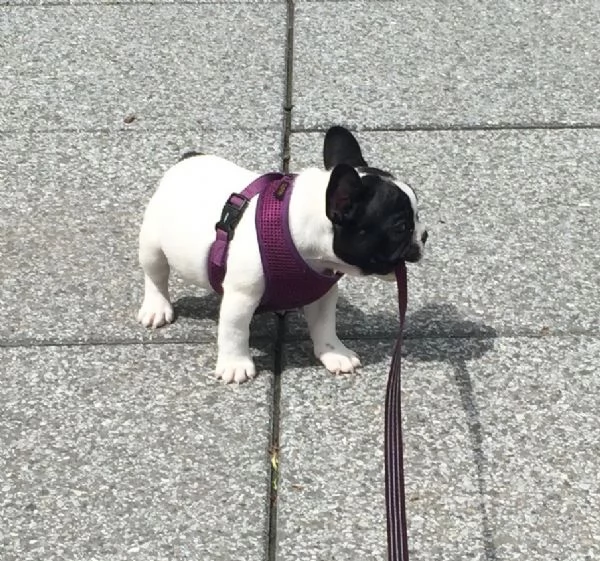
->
[386,262,409,560]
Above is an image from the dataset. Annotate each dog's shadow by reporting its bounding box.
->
[173,294,221,321]
[172,294,279,358]
[173,294,497,365]
[292,297,497,367]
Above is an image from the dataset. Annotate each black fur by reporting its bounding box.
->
[323,127,421,274]
[356,166,395,179]
[323,126,368,170]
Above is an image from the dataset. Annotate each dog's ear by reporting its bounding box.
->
[325,164,365,225]
[323,126,368,170]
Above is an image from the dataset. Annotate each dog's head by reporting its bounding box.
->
[323,126,427,277]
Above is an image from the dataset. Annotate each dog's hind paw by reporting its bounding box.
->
[215,356,256,384]
[137,297,174,329]
[316,343,361,374]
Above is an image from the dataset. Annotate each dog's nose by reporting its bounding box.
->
[421,230,428,244]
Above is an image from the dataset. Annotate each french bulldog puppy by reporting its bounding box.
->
[137,126,427,383]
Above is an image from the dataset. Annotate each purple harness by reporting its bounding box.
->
[208,173,341,313]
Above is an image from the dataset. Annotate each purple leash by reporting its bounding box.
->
[386,262,409,560]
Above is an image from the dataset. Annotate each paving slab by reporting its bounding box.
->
[469,335,600,561]
[277,339,484,561]
[287,129,600,340]
[0,342,273,561]
[292,0,600,129]
[2,0,281,4]
[0,129,282,345]
[0,3,286,132]
[276,336,600,561]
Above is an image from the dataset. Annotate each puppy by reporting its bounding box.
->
[137,126,427,383]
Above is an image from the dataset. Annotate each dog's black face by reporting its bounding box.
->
[323,127,427,275]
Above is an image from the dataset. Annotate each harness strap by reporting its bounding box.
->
[208,173,283,292]
[386,262,409,561]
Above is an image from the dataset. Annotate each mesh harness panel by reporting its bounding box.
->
[208,173,341,313]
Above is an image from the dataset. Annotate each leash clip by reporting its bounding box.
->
[215,193,250,240]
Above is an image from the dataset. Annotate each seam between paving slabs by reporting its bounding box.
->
[0,0,285,7]
[0,125,283,136]
[292,122,600,133]
[3,122,598,137]
[281,328,600,343]
[266,1,295,560]
[0,336,276,349]
[267,313,286,561]
[280,0,295,172]
[3,329,599,350]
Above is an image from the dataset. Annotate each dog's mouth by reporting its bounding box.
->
[360,261,405,277]
[403,245,423,263]
[329,239,425,277]
[357,247,423,277]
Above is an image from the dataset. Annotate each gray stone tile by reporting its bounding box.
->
[0,4,285,131]
[277,339,484,560]
[276,336,600,560]
[0,130,282,345]
[0,343,273,561]
[287,129,600,339]
[292,1,600,129]
[470,336,600,561]
[2,0,281,3]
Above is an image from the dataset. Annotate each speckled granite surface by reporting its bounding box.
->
[1,1,598,560]
[277,337,600,561]
[292,1,600,130]
[1,344,274,561]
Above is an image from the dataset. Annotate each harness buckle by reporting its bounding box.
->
[215,193,250,240]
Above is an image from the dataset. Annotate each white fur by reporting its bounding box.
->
[137,155,423,383]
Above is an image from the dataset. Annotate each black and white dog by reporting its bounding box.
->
[137,126,427,383]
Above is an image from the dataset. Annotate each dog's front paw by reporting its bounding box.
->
[137,296,174,329]
[316,342,361,374]
[215,356,256,384]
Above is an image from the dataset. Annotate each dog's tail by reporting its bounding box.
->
[179,150,204,161]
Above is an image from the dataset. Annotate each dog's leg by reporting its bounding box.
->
[303,284,361,374]
[137,227,174,329]
[215,288,261,384]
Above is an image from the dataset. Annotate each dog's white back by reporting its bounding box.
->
[140,155,261,290]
